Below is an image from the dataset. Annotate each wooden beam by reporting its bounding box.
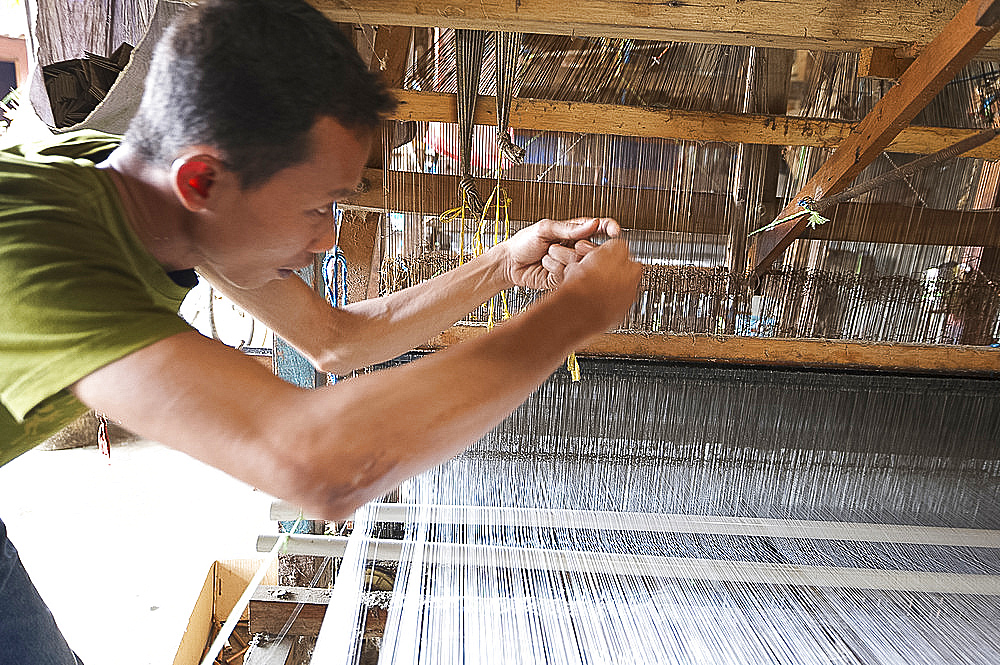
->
[244,635,298,665]
[858,46,916,79]
[308,0,1000,58]
[421,326,1000,376]
[250,586,330,637]
[343,168,1000,247]
[747,0,1000,276]
[978,0,1000,26]
[388,90,1000,160]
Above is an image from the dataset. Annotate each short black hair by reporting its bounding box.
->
[124,0,397,188]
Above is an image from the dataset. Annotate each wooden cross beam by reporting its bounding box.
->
[388,90,1000,160]
[747,0,1000,278]
[343,168,1000,248]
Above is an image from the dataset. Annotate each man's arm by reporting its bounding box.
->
[71,239,641,520]
[200,218,617,374]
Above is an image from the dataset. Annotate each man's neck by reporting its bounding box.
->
[98,146,198,272]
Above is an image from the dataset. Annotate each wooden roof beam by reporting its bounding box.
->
[308,0,1000,58]
[747,0,1000,277]
[388,90,1000,160]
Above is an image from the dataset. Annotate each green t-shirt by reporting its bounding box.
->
[0,130,196,466]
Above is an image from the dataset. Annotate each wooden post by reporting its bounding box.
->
[337,26,414,305]
[747,0,1000,277]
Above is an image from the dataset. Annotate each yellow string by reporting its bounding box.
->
[473,177,514,330]
[441,173,578,380]
[566,352,581,382]
[439,192,469,265]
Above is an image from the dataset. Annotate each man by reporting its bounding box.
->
[0,0,641,661]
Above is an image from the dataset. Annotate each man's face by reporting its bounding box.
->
[199,116,372,289]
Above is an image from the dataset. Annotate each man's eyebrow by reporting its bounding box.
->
[330,183,362,198]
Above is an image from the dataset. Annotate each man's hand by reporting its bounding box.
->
[559,237,643,333]
[500,217,622,290]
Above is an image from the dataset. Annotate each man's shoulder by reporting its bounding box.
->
[0,130,121,211]
[1,129,122,167]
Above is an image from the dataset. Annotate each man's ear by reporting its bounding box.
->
[172,155,226,211]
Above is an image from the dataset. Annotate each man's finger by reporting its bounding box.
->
[594,217,622,238]
[547,243,579,266]
[536,217,600,242]
[540,253,564,280]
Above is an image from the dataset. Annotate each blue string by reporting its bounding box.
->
[323,204,347,384]
[322,203,347,308]
[323,248,348,308]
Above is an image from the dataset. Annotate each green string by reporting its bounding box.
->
[748,201,830,237]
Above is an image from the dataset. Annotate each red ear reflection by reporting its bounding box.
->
[187,176,210,198]
[176,159,215,203]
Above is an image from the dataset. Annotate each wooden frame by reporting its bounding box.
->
[748,0,1000,275]
[310,0,1000,57]
[389,90,1000,160]
[421,325,1000,376]
[324,2,1000,373]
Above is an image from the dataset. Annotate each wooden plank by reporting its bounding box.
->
[244,635,297,665]
[308,0,1000,57]
[748,0,1000,276]
[337,208,382,305]
[421,326,1000,375]
[343,168,1000,247]
[249,586,331,637]
[858,46,916,79]
[388,90,1000,160]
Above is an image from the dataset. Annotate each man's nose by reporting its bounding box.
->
[309,224,339,254]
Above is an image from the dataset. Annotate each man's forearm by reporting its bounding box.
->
[287,279,604,517]
[74,240,638,521]
[326,244,513,371]
[201,244,513,373]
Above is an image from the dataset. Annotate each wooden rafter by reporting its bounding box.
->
[422,326,1000,376]
[342,168,1000,248]
[309,0,1000,58]
[388,90,1000,160]
[747,0,1000,276]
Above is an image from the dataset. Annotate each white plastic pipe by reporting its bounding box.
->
[256,532,1000,595]
[269,500,1000,548]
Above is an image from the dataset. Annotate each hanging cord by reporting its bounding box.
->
[750,128,1000,236]
[495,31,526,164]
[496,31,578,381]
[439,186,477,266]
[322,205,348,385]
[474,177,513,329]
[322,204,349,308]
[456,29,487,216]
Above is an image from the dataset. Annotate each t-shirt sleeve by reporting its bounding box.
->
[0,190,194,422]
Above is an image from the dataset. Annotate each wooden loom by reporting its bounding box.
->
[247,1,1000,664]
[323,0,1000,376]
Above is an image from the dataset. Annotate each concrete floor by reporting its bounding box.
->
[0,439,277,665]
